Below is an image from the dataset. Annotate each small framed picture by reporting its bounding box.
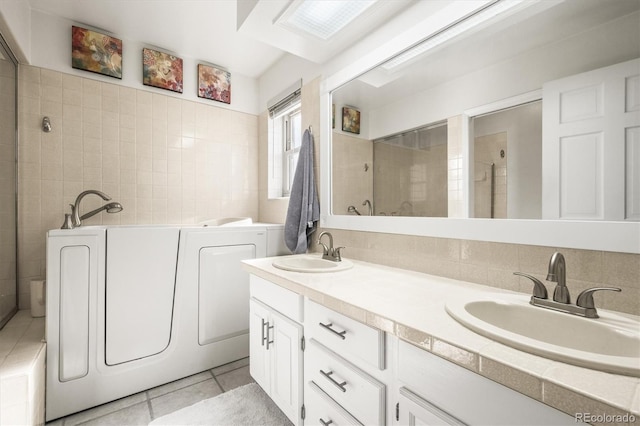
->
[342,106,360,134]
[71,26,122,79]
[142,48,183,93]
[197,64,231,104]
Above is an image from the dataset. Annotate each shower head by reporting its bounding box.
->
[79,201,124,221]
[105,202,123,213]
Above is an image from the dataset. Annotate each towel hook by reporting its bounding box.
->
[308,125,313,135]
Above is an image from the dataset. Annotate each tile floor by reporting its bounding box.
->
[46,357,254,425]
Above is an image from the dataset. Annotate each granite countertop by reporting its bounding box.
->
[243,255,640,421]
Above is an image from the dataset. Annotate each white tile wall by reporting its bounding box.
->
[17,65,260,308]
[0,57,17,323]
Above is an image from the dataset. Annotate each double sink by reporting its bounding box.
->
[270,252,640,377]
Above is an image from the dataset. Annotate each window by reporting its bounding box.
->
[268,85,302,198]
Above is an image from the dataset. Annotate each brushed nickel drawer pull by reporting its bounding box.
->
[320,419,333,426]
[320,369,347,393]
[319,322,347,340]
[261,318,267,346]
[266,323,274,350]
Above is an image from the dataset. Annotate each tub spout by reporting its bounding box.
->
[68,190,122,228]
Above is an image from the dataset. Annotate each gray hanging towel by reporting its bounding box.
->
[284,129,320,254]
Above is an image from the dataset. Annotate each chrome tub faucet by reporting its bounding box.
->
[514,251,621,318]
[62,190,123,229]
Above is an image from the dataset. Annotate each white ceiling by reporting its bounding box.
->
[26,0,415,79]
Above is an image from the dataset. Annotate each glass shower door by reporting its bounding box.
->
[0,34,17,328]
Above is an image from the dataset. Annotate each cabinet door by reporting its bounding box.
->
[249,297,303,425]
[270,308,303,425]
[249,298,271,392]
[397,387,465,426]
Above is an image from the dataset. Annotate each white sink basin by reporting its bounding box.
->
[445,294,640,377]
[272,254,353,273]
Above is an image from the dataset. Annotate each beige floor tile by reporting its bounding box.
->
[149,378,222,419]
[79,402,151,426]
[62,392,148,426]
[146,371,212,399]
[211,356,250,376]
[215,365,255,392]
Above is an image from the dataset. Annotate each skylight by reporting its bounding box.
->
[276,0,378,40]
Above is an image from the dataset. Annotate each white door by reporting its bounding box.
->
[249,298,270,392]
[542,58,640,220]
[397,387,465,426]
[198,244,256,345]
[105,227,179,365]
[270,308,303,425]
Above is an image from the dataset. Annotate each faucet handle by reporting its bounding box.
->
[514,272,548,299]
[61,213,74,229]
[318,241,329,255]
[576,287,622,309]
[334,247,344,262]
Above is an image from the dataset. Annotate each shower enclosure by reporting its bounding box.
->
[0,33,18,328]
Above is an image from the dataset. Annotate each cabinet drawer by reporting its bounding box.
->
[305,381,362,426]
[307,300,385,369]
[250,275,303,322]
[398,387,465,426]
[306,339,385,426]
[397,341,575,425]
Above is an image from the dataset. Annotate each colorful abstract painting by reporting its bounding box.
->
[198,64,231,104]
[342,106,361,134]
[71,26,122,79]
[142,48,183,93]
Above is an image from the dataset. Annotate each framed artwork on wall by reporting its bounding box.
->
[197,64,231,104]
[71,26,123,79]
[342,106,361,134]
[142,48,183,93]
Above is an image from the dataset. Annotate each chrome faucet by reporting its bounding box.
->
[362,199,373,216]
[514,251,621,318]
[317,231,344,262]
[547,252,570,303]
[62,190,123,229]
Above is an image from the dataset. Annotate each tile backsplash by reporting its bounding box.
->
[17,65,259,308]
[315,228,640,316]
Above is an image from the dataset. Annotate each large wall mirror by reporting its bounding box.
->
[321,0,640,253]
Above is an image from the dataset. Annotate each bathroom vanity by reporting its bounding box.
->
[243,255,640,425]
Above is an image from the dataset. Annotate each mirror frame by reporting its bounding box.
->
[319,1,640,254]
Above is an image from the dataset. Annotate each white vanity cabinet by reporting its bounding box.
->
[395,340,576,426]
[304,300,388,425]
[249,276,304,424]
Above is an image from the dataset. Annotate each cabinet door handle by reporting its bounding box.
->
[319,419,333,426]
[266,323,274,350]
[320,369,347,393]
[261,318,268,346]
[319,322,347,340]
